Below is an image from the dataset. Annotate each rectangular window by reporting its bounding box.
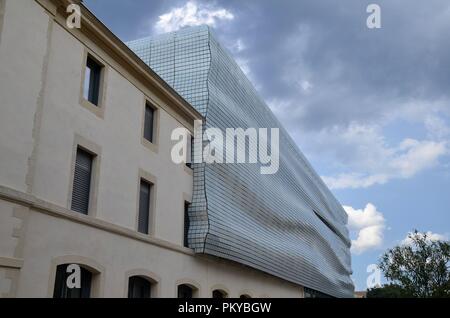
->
[186,135,194,168]
[138,179,152,234]
[143,103,155,143]
[83,56,102,106]
[71,148,94,215]
[184,201,190,248]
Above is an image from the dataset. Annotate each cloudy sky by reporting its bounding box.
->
[84,0,450,290]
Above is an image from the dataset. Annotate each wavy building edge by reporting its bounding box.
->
[128,25,354,298]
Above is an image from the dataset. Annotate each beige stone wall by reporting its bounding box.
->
[0,0,304,298]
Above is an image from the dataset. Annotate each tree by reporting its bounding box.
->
[377,230,450,298]
[366,284,412,298]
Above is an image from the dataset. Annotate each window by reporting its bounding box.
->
[71,148,94,214]
[83,55,102,106]
[143,103,155,143]
[128,276,152,298]
[138,179,152,234]
[178,284,194,298]
[186,135,194,168]
[240,294,251,299]
[53,264,92,298]
[212,289,227,298]
[184,202,190,248]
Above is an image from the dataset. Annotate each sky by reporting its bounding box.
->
[83,0,450,291]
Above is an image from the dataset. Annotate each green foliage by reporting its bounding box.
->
[377,230,450,298]
[366,284,412,298]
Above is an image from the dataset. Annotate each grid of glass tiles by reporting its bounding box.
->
[127,26,354,297]
[128,27,210,116]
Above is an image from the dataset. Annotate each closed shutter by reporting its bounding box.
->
[144,104,154,142]
[71,148,93,214]
[138,180,151,234]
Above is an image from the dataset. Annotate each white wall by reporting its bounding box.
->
[0,0,304,298]
[0,0,50,193]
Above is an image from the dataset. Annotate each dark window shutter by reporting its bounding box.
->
[71,148,93,214]
[144,104,154,142]
[138,180,151,234]
[128,276,151,298]
[53,264,92,298]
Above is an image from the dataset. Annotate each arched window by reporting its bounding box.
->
[240,294,251,299]
[178,284,195,298]
[128,276,152,298]
[53,264,94,298]
[212,289,228,298]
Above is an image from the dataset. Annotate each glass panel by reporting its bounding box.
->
[138,180,151,234]
[83,67,91,101]
[144,104,154,142]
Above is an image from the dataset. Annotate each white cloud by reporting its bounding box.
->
[155,1,234,33]
[300,80,313,93]
[344,203,386,254]
[319,123,448,190]
[391,138,447,177]
[232,38,246,53]
[401,231,448,246]
[424,115,450,139]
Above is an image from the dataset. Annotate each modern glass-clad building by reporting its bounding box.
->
[128,26,354,298]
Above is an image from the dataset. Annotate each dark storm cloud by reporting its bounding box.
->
[85,0,450,132]
[210,0,450,131]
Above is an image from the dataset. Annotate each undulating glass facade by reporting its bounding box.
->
[128,26,354,297]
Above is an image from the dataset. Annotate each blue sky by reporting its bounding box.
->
[84,0,450,291]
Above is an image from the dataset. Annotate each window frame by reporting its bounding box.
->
[79,50,107,118]
[135,169,157,236]
[183,201,191,248]
[71,147,94,215]
[141,97,160,153]
[68,135,101,217]
[175,280,200,298]
[49,256,104,298]
[212,289,228,298]
[138,178,152,234]
[124,270,160,297]
[127,276,152,298]
[185,134,194,169]
[143,102,155,143]
[53,264,92,298]
[84,56,102,106]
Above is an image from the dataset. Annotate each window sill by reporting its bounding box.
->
[141,137,159,154]
[80,98,105,119]
[184,165,193,176]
